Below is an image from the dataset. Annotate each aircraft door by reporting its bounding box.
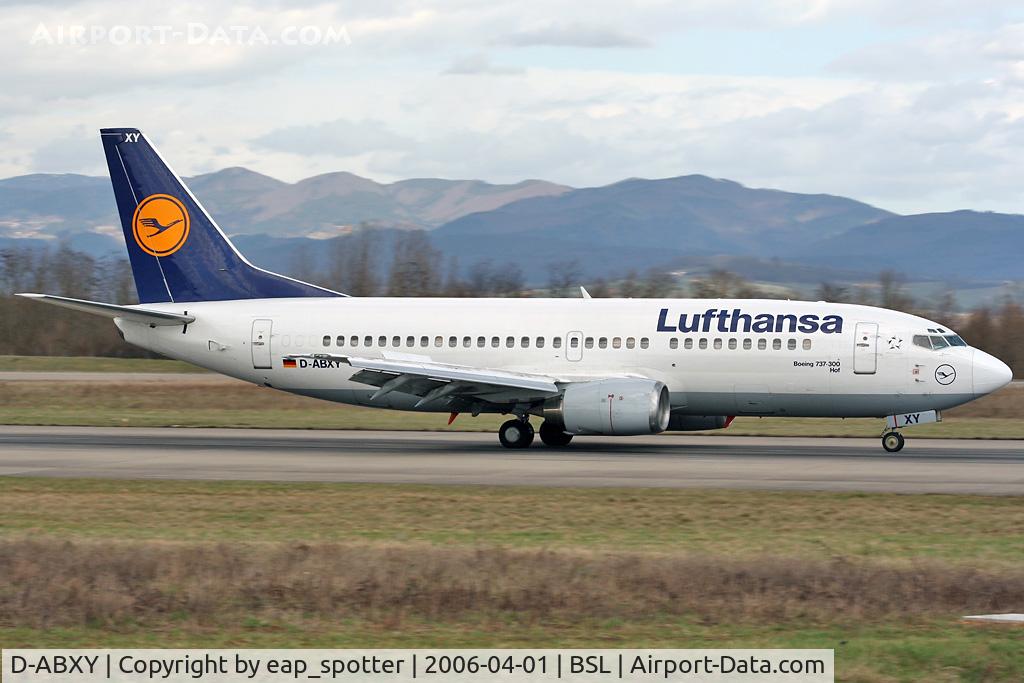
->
[251,319,273,369]
[566,330,583,362]
[853,322,878,375]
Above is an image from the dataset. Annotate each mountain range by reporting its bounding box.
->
[1,168,1022,285]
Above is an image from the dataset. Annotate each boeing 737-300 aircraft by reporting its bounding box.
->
[18,129,1013,451]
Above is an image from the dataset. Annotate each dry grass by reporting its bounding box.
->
[3,479,1024,565]
[3,538,1023,630]
[0,355,206,373]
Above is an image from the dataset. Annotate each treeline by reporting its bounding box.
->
[1,237,1021,378]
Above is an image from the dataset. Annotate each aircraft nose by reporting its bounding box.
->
[973,349,1013,397]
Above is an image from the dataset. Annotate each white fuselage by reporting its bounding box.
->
[116,297,1009,420]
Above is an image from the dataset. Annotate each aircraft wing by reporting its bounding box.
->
[16,293,195,326]
[287,352,561,407]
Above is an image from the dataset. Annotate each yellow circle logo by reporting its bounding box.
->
[132,194,190,257]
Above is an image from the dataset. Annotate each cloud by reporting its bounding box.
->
[2,0,1024,216]
[443,53,524,75]
[499,23,651,48]
[30,127,103,173]
[829,22,1024,84]
[252,119,412,157]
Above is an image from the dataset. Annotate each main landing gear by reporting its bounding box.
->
[881,431,905,453]
[498,419,574,448]
[539,421,574,447]
[498,419,534,448]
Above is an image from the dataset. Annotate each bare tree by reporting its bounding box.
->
[387,231,441,296]
[327,230,379,296]
[546,259,581,297]
[816,282,848,303]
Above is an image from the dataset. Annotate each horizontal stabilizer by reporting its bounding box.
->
[16,293,194,326]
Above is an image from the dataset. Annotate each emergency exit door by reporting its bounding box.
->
[853,322,878,375]
[251,319,273,369]
[566,331,583,362]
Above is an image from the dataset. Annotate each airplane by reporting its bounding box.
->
[17,128,1013,452]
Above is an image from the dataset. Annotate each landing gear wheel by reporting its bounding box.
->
[539,421,574,447]
[499,419,534,449]
[882,432,905,453]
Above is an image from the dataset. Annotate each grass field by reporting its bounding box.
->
[2,356,1023,437]
[1,479,1023,681]
[0,354,207,373]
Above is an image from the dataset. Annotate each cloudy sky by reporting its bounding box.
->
[4,0,1024,213]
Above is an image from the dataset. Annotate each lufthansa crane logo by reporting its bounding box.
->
[935,364,956,385]
[132,194,190,257]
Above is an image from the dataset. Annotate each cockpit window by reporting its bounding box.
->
[914,333,968,350]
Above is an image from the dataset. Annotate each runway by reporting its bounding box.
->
[1,426,1023,494]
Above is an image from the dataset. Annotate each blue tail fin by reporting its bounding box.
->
[100,128,344,303]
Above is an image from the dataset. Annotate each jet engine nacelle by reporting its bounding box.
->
[543,379,671,435]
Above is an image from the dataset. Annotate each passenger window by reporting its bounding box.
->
[612,337,622,349]
[521,336,530,348]
[788,339,797,350]
[553,337,562,349]
[929,335,950,349]
[728,339,737,350]
[803,339,812,350]
[758,339,767,350]
[364,335,373,347]
[375,336,385,347]
[742,339,751,350]
[406,336,415,347]
[491,336,500,348]
[669,338,679,350]
[699,339,708,350]
[684,338,693,350]
[463,336,471,348]
[477,336,485,347]
[713,339,723,350]
[350,335,359,347]
[507,336,515,348]
[392,336,401,347]
[337,335,345,347]
[536,337,545,348]
[598,337,608,349]
[585,337,594,349]
[570,337,579,349]
[773,339,782,350]
[640,338,650,349]
[420,336,429,347]
[434,336,443,347]
[626,337,636,349]
[912,335,932,349]
[448,336,457,347]
[322,335,331,346]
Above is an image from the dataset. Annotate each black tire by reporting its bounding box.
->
[882,432,905,453]
[539,421,574,447]
[499,419,534,449]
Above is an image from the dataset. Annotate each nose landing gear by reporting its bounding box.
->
[881,431,905,453]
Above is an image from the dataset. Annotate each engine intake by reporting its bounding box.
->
[543,379,671,435]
